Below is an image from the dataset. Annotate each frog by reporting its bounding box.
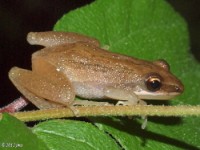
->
[8,31,184,110]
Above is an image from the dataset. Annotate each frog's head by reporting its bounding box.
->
[135,59,184,100]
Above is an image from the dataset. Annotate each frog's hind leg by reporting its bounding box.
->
[27,31,100,47]
[9,67,63,109]
[9,57,76,109]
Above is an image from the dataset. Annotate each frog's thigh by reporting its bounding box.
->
[9,67,75,107]
[9,67,63,109]
[27,31,100,47]
[32,58,76,105]
[104,87,140,105]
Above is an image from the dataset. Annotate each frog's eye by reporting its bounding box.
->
[145,75,162,92]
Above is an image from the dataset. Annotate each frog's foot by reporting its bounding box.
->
[104,87,148,129]
[69,100,112,117]
[138,100,148,129]
[116,99,146,106]
[141,115,148,129]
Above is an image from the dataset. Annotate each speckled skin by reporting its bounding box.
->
[9,32,184,109]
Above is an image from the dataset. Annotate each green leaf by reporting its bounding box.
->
[32,120,120,150]
[92,117,200,150]
[0,113,48,150]
[53,0,200,149]
[54,0,200,104]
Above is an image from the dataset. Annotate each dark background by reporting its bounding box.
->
[0,0,199,107]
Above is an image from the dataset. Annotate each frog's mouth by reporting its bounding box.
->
[136,91,181,100]
[135,82,184,100]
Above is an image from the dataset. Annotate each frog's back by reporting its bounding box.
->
[32,42,153,84]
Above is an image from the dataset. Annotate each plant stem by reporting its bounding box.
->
[0,105,200,122]
[0,97,28,113]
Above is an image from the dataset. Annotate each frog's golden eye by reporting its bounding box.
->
[145,75,162,92]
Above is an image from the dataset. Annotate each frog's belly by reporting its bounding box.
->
[72,81,107,99]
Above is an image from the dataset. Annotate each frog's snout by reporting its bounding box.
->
[162,79,184,95]
[166,80,184,94]
[174,82,184,93]
[174,84,184,93]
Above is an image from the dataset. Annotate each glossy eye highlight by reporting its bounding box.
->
[145,75,162,92]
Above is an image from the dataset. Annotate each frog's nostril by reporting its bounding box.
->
[175,85,184,93]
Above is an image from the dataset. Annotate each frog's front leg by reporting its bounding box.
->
[104,87,147,129]
[104,87,146,106]
[27,31,100,47]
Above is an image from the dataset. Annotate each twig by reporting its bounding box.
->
[0,105,200,122]
[0,97,28,113]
